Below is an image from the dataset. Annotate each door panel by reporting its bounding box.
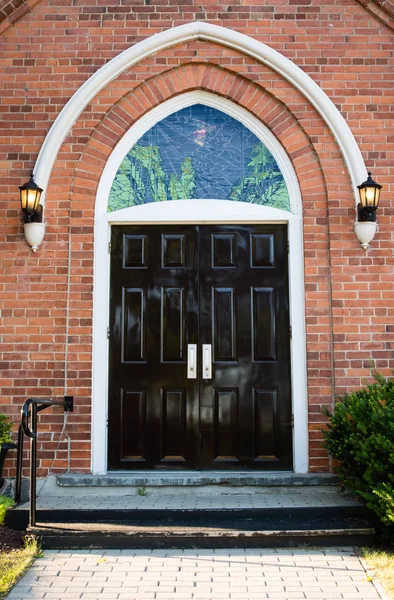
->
[108,224,292,471]
[120,389,146,462]
[254,388,279,460]
[161,287,184,362]
[108,225,199,469]
[122,288,146,363]
[161,389,187,462]
[213,387,239,463]
[198,225,292,470]
[251,287,276,362]
[213,288,236,362]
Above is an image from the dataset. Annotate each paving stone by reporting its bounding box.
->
[7,546,386,600]
[81,595,120,599]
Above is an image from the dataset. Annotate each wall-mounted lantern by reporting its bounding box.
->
[19,175,45,252]
[354,171,382,252]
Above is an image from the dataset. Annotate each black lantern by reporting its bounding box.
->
[357,171,382,222]
[19,175,43,223]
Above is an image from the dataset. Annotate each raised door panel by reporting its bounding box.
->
[160,389,187,463]
[162,234,186,268]
[212,233,237,268]
[120,389,147,463]
[161,287,185,363]
[251,287,276,362]
[212,288,236,362]
[250,233,275,268]
[122,288,146,363]
[213,388,240,463]
[123,235,148,269]
[253,388,279,462]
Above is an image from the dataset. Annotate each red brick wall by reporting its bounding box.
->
[0,0,393,476]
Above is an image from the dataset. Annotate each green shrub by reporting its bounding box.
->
[323,372,394,526]
[0,496,14,525]
[0,415,13,450]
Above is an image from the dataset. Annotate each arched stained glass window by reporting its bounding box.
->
[108,104,290,212]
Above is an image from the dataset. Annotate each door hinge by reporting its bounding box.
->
[107,326,110,339]
[291,414,294,427]
[289,325,292,339]
[108,242,112,254]
[287,240,290,253]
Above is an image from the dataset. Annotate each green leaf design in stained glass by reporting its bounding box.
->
[108,104,290,212]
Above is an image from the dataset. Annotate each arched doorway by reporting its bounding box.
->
[92,92,307,474]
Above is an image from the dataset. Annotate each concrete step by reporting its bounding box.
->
[28,525,376,550]
[6,507,376,548]
[57,472,339,488]
[9,475,374,549]
[10,483,362,512]
[23,510,375,549]
[6,505,373,529]
[10,478,364,515]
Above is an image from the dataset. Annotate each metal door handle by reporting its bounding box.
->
[202,344,212,379]
[187,344,197,379]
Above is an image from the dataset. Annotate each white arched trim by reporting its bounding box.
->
[96,92,302,217]
[92,94,309,475]
[34,22,366,206]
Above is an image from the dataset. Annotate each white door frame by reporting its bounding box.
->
[92,93,308,474]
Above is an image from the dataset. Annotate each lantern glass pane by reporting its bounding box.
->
[359,187,367,207]
[25,188,41,213]
[20,188,28,210]
[365,187,376,206]
[374,187,381,207]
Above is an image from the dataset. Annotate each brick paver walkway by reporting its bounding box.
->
[6,547,384,600]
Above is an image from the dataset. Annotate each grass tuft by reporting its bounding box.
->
[362,548,394,599]
[0,497,14,526]
[0,536,40,599]
[0,496,41,598]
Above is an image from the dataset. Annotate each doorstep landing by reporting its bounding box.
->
[13,485,361,511]
[57,471,339,487]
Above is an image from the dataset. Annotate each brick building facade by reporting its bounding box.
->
[0,0,393,477]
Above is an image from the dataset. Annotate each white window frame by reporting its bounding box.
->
[92,92,308,474]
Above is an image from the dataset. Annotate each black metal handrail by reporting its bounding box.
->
[15,396,73,527]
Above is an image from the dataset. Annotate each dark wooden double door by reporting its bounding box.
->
[108,225,292,470]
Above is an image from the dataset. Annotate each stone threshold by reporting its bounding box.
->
[57,471,339,487]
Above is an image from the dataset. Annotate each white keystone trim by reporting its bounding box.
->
[92,93,308,474]
[34,22,366,205]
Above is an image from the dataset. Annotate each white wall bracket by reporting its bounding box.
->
[23,222,46,252]
[354,220,378,252]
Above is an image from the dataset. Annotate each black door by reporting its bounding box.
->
[108,225,292,470]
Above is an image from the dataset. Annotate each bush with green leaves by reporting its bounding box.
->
[323,372,394,526]
[0,414,13,450]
